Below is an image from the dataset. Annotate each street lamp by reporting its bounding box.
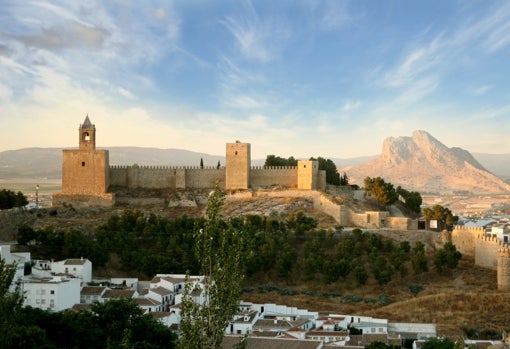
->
[35,185,39,208]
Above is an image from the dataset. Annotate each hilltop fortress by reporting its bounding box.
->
[53,116,326,207]
[451,226,510,290]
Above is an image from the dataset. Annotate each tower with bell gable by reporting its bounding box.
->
[53,115,113,207]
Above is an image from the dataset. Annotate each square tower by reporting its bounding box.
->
[54,116,113,207]
[297,160,319,190]
[225,142,251,190]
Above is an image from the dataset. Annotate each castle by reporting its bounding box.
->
[52,116,326,207]
[451,226,510,290]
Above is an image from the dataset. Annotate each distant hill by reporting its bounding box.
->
[340,130,510,194]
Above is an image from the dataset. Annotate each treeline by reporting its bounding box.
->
[18,209,461,285]
[0,189,28,209]
[364,176,423,213]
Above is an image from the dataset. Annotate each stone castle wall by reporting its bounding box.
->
[109,166,226,189]
[475,235,507,270]
[451,226,484,258]
[109,165,314,191]
[250,166,298,188]
[385,217,415,230]
[497,248,510,290]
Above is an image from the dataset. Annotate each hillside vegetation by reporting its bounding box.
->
[5,196,509,339]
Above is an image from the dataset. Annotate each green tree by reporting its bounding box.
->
[422,337,455,349]
[423,204,458,231]
[0,189,28,209]
[364,177,398,207]
[434,241,462,272]
[200,157,204,169]
[365,341,401,349]
[411,241,428,274]
[396,186,423,213]
[217,160,221,169]
[354,264,368,286]
[180,185,245,349]
[0,258,24,348]
[264,155,297,167]
[340,172,349,185]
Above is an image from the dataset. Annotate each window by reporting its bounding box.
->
[50,290,55,295]
[81,161,85,167]
[83,132,90,141]
[41,289,46,295]
[36,299,41,304]
[41,299,46,304]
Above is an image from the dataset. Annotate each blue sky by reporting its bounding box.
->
[1,0,509,159]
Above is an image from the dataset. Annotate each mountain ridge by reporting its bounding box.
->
[341,130,510,194]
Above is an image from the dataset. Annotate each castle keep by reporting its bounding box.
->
[53,117,326,207]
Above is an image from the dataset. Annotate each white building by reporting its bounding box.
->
[0,245,30,293]
[23,276,81,311]
[51,258,92,283]
[80,285,108,304]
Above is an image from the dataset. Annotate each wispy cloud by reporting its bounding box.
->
[319,1,360,30]
[341,100,362,111]
[225,95,266,110]
[12,21,109,50]
[471,85,492,96]
[220,0,290,62]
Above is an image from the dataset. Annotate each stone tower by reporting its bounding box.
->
[297,160,319,190]
[225,141,251,190]
[497,248,510,291]
[53,116,113,207]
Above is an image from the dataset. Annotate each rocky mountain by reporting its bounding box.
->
[340,130,510,194]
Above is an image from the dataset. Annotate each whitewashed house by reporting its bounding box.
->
[51,258,92,283]
[80,286,108,304]
[23,276,81,311]
[226,311,260,335]
[135,297,163,313]
[492,223,510,243]
[147,286,173,311]
[0,245,30,293]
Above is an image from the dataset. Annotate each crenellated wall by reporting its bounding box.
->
[185,168,225,189]
[451,226,485,258]
[109,166,225,189]
[475,235,507,270]
[250,166,298,188]
[110,165,178,189]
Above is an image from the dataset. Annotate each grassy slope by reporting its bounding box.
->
[241,258,510,338]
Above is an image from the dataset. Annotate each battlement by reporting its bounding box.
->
[499,247,510,256]
[110,165,222,170]
[453,225,485,233]
[251,166,298,170]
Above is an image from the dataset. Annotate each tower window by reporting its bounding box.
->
[83,132,90,141]
[235,151,238,155]
[82,161,85,167]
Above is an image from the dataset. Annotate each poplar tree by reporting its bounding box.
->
[0,258,23,348]
[179,185,245,349]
